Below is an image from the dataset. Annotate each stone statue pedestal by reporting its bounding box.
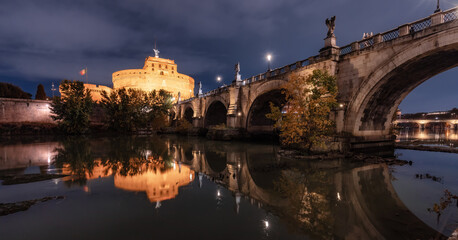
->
[324,36,336,48]
[320,36,339,60]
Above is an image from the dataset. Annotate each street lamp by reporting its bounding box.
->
[434,0,441,13]
[216,76,222,87]
[266,54,272,71]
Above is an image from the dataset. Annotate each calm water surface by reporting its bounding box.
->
[0,135,457,240]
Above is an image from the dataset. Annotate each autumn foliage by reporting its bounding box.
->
[267,70,338,151]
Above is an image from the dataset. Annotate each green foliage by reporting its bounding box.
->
[53,137,96,184]
[100,88,173,132]
[273,168,334,238]
[50,80,94,134]
[0,82,32,99]
[176,119,192,133]
[267,69,338,151]
[35,84,47,100]
[53,136,174,185]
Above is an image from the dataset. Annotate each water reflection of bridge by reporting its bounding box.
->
[0,137,448,238]
[169,137,445,239]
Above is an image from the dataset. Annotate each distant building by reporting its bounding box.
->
[82,84,113,102]
[82,50,195,102]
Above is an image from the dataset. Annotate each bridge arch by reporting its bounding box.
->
[204,100,228,128]
[345,26,458,137]
[246,89,286,133]
[184,107,194,124]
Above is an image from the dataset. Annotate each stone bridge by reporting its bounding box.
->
[175,7,458,145]
[395,118,458,129]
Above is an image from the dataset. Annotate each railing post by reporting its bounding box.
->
[373,34,382,44]
[399,24,410,36]
[431,11,444,26]
[266,71,271,78]
[351,42,359,52]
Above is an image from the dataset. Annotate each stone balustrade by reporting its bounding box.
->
[340,7,458,56]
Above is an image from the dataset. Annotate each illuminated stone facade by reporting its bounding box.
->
[83,84,112,102]
[81,54,194,102]
[113,56,194,100]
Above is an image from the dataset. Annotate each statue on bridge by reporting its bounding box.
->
[325,16,336,38]
[235,62,242,83]
[198,81,203,96]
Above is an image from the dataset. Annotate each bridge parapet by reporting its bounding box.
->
[339,7,458,56]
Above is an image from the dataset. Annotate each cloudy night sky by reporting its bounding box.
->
[0,0,457,113]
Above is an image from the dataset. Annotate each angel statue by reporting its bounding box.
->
[325,16,336,38]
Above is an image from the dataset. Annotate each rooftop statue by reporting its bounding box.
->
[325,16,336,38]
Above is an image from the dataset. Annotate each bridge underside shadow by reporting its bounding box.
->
[205,101,227,128]
[359,48,458,132]
[247,89,286,135]
[184,107,194,124]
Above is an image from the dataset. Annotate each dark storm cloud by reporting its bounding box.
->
[0,0,457,112]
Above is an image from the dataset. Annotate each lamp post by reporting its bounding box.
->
[434,0,441,13]
[266,54,272,71]
[216,76,222,87]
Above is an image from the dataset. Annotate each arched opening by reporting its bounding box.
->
[352,45,458,136]
[205,151,227,173]
[204,101,227,128]
[169,111,176,127]
[184,107,194,124]
[247,89,286,133]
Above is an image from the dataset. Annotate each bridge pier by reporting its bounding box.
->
[192,117,204,128]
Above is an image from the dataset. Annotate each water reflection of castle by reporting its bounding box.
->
[62,160,194,203]
[9,137,450,238]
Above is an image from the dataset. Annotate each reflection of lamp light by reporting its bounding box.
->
[217,190,221,197]
[264,220,269,228]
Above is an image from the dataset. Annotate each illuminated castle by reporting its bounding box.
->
[84,49,195,102]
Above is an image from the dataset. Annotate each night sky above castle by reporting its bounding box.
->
[0,0,457,113]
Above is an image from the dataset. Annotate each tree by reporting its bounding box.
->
[267,70,338,151]
[100,88,173,132]
[0,82,32,99]
[50,80,93,134]
[35,84,47,100]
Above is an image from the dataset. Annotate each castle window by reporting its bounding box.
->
[165,65,168,69]
[160,71,164,75]
[159,64,162,68]
[172,67,175,70]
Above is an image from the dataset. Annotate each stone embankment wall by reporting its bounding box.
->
[0,98,54,123]
[0,98,106,125]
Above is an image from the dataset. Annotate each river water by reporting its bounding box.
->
[0,134,457,240]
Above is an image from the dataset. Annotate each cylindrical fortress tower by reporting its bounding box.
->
[112,56,194,100]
